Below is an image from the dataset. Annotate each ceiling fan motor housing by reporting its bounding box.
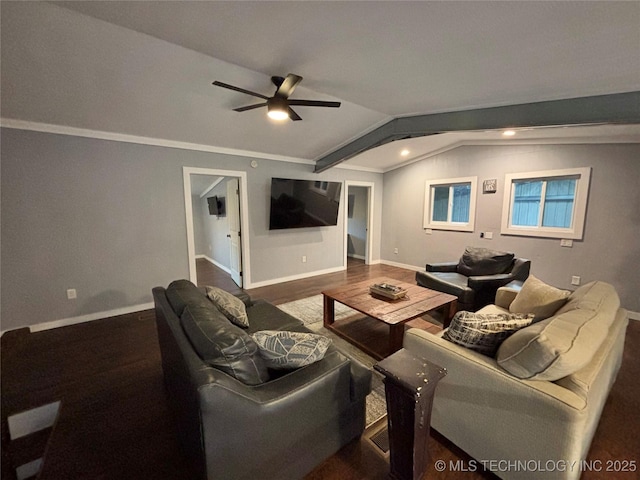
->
[267,96,289,119]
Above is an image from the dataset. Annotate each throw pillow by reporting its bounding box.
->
[206,286,250,328]
[443,311,535,357]
[456,247,515,276]
[509,275,570,322]
[252,330,332,369]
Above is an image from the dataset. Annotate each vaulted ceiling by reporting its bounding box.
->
[2,1,639,172]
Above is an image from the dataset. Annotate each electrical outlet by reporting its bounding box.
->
[302,255,307,263]
[67,289,77,300]
[571,276,581,286]
[393,248,399,254]
[485,232,493,239]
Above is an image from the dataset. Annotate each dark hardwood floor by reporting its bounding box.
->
[1,260,638,479]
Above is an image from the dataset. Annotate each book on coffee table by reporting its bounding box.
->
[369,282,407,300]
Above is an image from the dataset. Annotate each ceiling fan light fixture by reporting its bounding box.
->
[267,97,289,121]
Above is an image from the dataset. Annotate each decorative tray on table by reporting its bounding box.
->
[369,282,407,300]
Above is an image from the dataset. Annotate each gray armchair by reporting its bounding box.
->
[416,247,530,314]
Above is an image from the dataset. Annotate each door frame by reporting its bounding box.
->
[344,180,375,266]
[183,167,251,287]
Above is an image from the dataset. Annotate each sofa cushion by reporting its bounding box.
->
[456,247,515,276]
[509,275,570,321]
[252,330,332,369]
[497,281,620,381]
[206,286,249,328]
[245,300,305,334]
[180,305,269,386]
[443,311,534,357]
[166,279,210,317]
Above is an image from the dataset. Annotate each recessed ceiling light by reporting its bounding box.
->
[400,149,410,156]
[502,130,516,137]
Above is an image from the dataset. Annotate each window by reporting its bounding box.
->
[423,177,477,232]
[501,167,591,239]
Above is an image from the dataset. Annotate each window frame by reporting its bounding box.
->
[423,176,477,232]
[500,167,591,240]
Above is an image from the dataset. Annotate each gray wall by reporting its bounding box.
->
[194,179,231,269]
[1,128,383,331]
[381,143,640,311]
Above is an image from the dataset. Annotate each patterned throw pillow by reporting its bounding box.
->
[251,331,332,369]
[443,311,535,357]
[205,286,249,328]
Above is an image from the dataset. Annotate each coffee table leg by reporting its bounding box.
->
[323,295,335,328]
[443,299,457,329]
[388,324,405,356]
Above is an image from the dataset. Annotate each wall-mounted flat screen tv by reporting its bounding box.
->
[269,178,342,230]
[207,196,226,216]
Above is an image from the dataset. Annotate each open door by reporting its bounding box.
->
[227,178,243,287]
[344,181,375,267]
[183,167,250,288]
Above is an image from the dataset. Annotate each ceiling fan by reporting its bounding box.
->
[212,74,341,121]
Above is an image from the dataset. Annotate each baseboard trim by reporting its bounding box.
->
[348,254,366,260]
[247,265,346,289]
[25,303,155,334]
[196,254,231,275]
[379,259,423,272]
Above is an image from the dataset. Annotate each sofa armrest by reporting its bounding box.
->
[426,262,458,272]
[467,273,515,290]
[494,286,520,309]
[233,291,253,307]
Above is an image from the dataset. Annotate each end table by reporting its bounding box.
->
[374,349,446,480]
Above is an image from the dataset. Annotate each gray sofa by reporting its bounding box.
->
[153,280,371,480]
[403,280,628,480]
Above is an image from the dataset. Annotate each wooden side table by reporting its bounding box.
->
[374,349,446,480]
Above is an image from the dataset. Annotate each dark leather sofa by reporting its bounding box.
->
[416,247,531,312]
[152,280,371,480]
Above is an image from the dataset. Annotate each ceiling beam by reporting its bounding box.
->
[314,91,640,173]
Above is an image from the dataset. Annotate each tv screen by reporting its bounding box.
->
[269,178,342,230]
[207,196,226,216]
[207,196,218,215]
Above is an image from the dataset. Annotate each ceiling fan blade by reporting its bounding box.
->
[212,81,269,100]
[275,74,303,98]
[288,100,341,108]
[288,107,302,121]
[233,103,267,112]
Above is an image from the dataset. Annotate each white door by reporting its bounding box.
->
[227,178,243,287]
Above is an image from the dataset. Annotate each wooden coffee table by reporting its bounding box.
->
[322,277,457,360]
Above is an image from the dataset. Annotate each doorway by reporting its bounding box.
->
[344,181,374,267]
[183,167,251,288]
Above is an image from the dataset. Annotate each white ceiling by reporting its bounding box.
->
[2,1,639,172]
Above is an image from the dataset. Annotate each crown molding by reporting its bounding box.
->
[0,118,314,165]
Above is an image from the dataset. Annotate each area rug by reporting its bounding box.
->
[276,295,388,427]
